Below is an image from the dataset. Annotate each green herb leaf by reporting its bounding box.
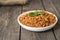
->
[29,12,38,16]
[29,11,45,17]
[37,12,45,15]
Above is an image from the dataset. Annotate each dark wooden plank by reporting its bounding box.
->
[52,0,60,14]
[0,6,21,40]
[50,0,60,40]
[21,0,55,40]
[42,0,60,40]
[0,7,10,40]
[42,0,60,19]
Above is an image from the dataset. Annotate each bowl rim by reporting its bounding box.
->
[17,10,58,29]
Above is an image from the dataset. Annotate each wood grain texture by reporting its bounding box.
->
[0,6,21,40]
[42,0,60,19]
[21,0,55,40]
[42,0,60,40]
[50,0,60,40]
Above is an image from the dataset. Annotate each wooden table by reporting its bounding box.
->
[0,0,60,40]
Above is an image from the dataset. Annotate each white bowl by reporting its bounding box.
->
[17,10,58,32]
